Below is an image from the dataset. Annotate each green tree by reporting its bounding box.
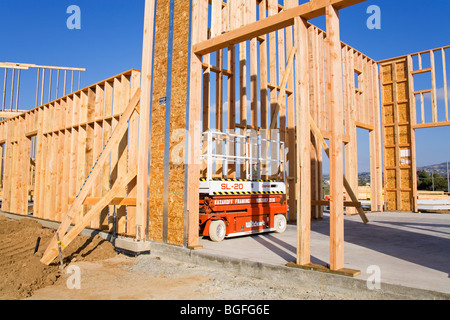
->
[417,170,448,191]
[433,173,447,191]
[417,170,431,190]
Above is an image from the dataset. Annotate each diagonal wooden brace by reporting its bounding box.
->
[268,46,297,140]
[309,116,369,224]
[40,88,141,265]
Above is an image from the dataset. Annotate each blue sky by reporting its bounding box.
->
[0,0,449,173]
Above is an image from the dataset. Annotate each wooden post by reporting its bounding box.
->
[430,50,438,123]
[249,0,258,130]
[326,5,345,271]
[285,0,297,222]
[127,71,140,236]
[33,107,44,218]
[442,48,449,122]
[407,56,418,213]
[186,0,208,249]
[137,0,156,241]
[372,61,383,212]
[259,0,268,130]
[344,46,358,216]
[294,16,311,266]
[227,3,236,178]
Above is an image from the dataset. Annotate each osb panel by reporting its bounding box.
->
[166,0,191,246]
[385,147,396,168]
[396,81,408,102]
[146,0,190,245]
[384,126,395,146]
[386,191,397,211]
[380,59,415,212]
[383,105,394,124]
[401,191,412,211]
[400,168,411,189]
[148,0,171,243]
[398,103,410,124]
[383,84,393,104]
[149,215,164,241]
[398,125,410,145]
[395,61,407,80]
[381,64,393,83]
[385,169,397,189]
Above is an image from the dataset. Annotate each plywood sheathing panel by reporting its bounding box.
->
[145,0,191,246]
[148,0,171,243]
[167,0,191,246]
[380,59,416,212]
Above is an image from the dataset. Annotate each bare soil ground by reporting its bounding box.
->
[27,254,350,300]
[0,215,116,300]
[0,215,350,300]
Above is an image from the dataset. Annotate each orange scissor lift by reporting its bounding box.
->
[199,130,288,242]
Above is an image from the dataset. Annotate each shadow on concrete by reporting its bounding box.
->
[313,213,450,278]
[250,232,328,266]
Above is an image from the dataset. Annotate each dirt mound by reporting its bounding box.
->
[0,216,117,300]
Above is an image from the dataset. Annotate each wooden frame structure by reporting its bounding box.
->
[379,45,450,212]
[134,0,378,273]
[0,0,389,273]
[0,70,140,237]
[0,62,85,117]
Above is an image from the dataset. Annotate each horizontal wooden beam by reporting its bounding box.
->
[0,69,138,125]
[411,68,431,75]
[201,63,233,76]
[312,200,361,208]
[412,120,450,129]
[321,130,351,144]
[286,261,361,277]
[378,45,450,64]
[68,197,137,206]
[193,0,367,55]
[413,89,432,95]
[0,62,86,72]
[0,111,26,118]
[355,121,374,131]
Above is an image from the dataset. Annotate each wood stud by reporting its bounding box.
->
[0,70,141,238]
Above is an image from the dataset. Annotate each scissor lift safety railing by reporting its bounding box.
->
[201,129,286,184]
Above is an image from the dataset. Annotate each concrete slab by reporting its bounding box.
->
[199,211,450,295]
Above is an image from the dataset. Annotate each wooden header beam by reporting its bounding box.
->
[0,62,86,72]
[193,0,367,55]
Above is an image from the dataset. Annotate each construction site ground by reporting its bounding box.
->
[1,210,449,300]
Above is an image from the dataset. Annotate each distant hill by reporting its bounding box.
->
[322,162,449,186]
[418,162,449,177]
[322,173,371,179]
[323,172,371,185]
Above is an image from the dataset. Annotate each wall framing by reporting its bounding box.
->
[379,45,450,212]
[0,0,389,272]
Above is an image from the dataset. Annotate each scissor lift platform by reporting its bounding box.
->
[199,130,288,242]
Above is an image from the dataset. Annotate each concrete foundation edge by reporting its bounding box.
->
[148,241,450,300]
